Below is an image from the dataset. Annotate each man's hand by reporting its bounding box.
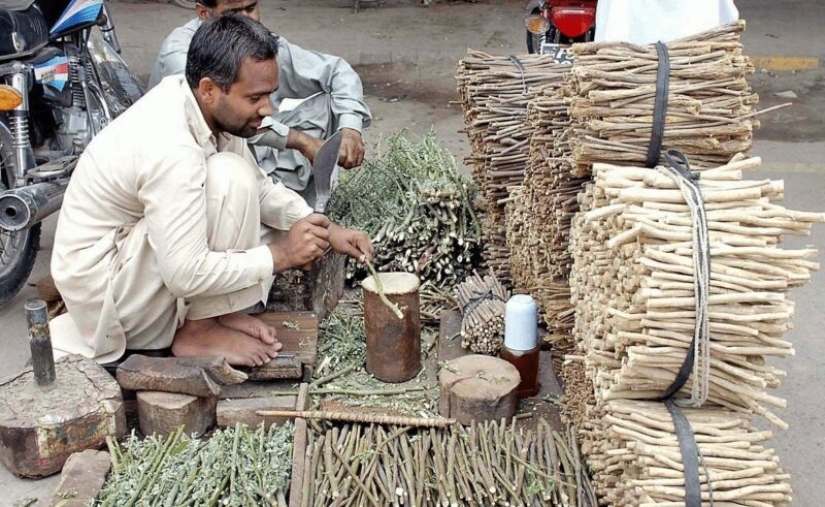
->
[337,128,365,169]
[328,222,374,262]
[268,214,331,272]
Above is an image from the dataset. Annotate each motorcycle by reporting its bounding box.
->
[524,0,597,60]
[0,0,144,307]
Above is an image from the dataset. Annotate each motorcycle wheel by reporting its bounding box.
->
[172,0,197,9]
[0,126,41,310]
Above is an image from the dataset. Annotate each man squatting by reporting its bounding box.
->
[48,15,374,367]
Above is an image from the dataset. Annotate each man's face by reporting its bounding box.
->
[198,0,260,22]
[210,57,277,138]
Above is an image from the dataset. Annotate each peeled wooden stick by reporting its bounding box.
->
[255,410,457,428]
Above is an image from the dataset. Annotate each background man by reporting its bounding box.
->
[149,0,372,206]
[50,15,373,367]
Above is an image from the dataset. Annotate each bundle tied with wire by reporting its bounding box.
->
[327,131,481,321]
[455,271,510,355]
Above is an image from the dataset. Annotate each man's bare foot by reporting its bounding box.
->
[172,318,281,367]
[218,312,278,344]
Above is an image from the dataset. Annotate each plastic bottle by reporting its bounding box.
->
[500,294,540,398]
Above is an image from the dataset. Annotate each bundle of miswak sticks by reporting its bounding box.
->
[562,20,779,174]
[454,271,510,355]
[583,400,792,507]
[569,154,825,428]
[457,51,568,282]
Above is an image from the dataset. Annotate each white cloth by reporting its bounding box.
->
[595,0,739,44]
[50,75,313,363]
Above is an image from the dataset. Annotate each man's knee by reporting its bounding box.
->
[205,152,258,202]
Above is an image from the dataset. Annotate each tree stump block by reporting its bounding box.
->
[438,354,520,425]
[0,354,126,478]
[136,391,216,437]
[266,252,345,321]
[216,396,298,428]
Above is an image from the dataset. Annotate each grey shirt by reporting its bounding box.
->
[148,18,371,148]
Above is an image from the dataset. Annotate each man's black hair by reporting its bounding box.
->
[185,15,278,92]
[196,0,220,8]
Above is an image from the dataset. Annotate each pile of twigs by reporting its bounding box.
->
[457,51,568,283]
[98,423,293,506]
[570,155,824,428]
[455,271,510,354]
[305,418,597,506]
[505,85,588,350]
[328,131,480,301]
[506,21,780,355]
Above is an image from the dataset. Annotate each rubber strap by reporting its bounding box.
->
[646,41,670,168]
[665,400,703,507]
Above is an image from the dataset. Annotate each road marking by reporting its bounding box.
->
[750,162,825,173]
[750,56,821,71]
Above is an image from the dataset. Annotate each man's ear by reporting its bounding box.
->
[197,77,221,105]
[195,3,210,20]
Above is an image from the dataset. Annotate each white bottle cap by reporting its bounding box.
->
[504,294,538,351]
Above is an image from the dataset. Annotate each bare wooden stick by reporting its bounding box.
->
[254,410,457,428]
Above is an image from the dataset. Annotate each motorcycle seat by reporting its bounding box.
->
[0,3,49,61]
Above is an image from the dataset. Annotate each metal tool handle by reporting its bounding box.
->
[26,299,55,386]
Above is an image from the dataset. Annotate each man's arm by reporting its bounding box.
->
[276,38,372,137]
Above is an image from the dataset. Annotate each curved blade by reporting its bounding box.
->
[313,131,343,213]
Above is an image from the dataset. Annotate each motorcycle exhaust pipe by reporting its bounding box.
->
[0,180,69,232]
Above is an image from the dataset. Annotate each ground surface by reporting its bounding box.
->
[2,0,824,504]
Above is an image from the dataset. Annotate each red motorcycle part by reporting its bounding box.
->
[551,6,596,39]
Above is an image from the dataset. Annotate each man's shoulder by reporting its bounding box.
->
[92,80,194,151]
[161,18,201,52]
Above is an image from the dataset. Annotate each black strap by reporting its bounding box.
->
[460,285,506,317]
[665,400,703,507]
[645,41,670,168]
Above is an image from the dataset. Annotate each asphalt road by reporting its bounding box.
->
[2,0,823,504]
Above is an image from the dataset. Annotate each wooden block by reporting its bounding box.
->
[267,252,345,321]
[287,383,310,507]
[534,350,565,433]
[48,450,111,507]
[295,383,310,411]
[241,354,303,381]
[438,309,469,363]
[257,312,319,372]
[117,355,221,398]
[137,391,216,437]
[439,354,520,425]
[0,354,126,478]
[219,381,297,400]
[288,416,308,507]
[216,396,298,428]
